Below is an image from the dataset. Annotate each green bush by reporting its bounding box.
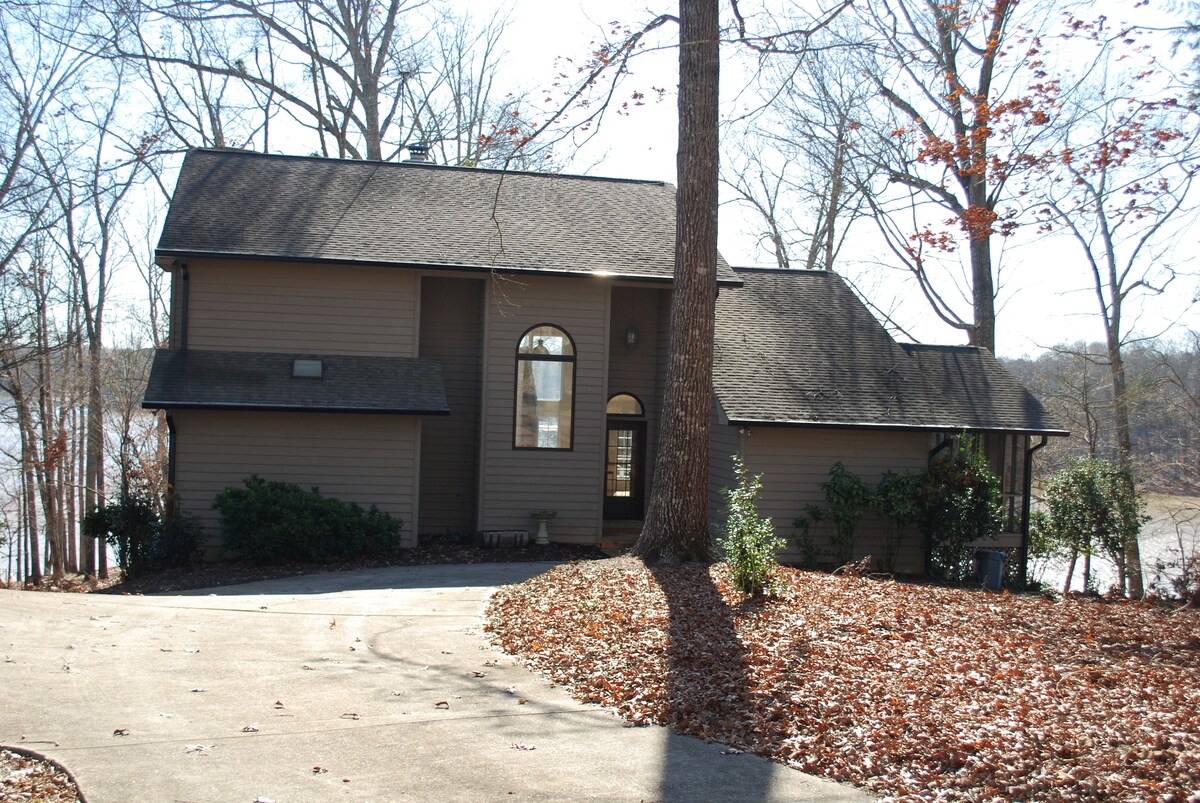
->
[84,488,201,577]
[213,475,402,564]
[792,503,825,567]
[822,462,872,567]
[916,438,1003,580]
[875,470,920,573]
[719,455,785,595]
[1042,457,1145,595]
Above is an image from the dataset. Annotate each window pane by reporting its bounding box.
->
[606,393,643,416]
[515,353,574,448]
[518,325,573,356]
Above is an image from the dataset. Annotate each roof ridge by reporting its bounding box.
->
[730,266,834,275]
[185,147,669,188]
[901,342,987,353]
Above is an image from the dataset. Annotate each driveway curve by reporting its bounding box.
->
[1,563,868,802]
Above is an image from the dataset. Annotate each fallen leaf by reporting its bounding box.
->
[434,701,449,709]
[517,698,528,705]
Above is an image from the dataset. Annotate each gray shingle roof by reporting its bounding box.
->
[157,149,739,284]
[142,349,448,414]
[899,343,1065,434]
[713,269,1065,434]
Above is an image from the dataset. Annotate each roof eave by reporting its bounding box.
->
[142,400,450,415]
[152,248,744,287]
[723,416,1070,436]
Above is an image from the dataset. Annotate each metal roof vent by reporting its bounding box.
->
[405,143,432,163]
[293,359,323,378]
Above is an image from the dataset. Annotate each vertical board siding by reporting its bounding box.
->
[744,428,930,573]
[418,276,484,534]
[478,276,608,542]
[606,286,666,516]
[185,258,418,356]
[173,410,420,557]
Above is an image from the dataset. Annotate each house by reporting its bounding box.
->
[143,148,1065,574]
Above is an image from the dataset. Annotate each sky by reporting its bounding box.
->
[477,0,1199,359]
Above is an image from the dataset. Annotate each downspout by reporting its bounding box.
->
[929,434,954,457]
[179,260,190,350]
[1020,435,1049,586]
[165,412,177,517]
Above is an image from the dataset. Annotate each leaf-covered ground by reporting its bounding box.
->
[486,558,1200,801]
[0,748,82,802]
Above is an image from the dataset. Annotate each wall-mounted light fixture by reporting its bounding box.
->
[624,323,640,351]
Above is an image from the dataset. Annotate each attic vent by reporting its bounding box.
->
[293,359,323,378]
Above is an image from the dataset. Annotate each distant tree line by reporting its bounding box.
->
[1004,334,1199,495]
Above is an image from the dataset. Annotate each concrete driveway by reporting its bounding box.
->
[0,563,870,802]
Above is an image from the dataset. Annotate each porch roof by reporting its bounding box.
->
[142,349,448,415]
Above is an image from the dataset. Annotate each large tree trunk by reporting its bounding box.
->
[631,0,719,564]
[86,341,108,578]
[1107,331,1143,596]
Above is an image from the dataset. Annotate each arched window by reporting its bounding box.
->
[606,393,644,416]
[514,324,575,449]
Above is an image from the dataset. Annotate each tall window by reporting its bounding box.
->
[515,324,575,449]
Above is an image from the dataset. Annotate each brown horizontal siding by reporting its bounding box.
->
[418,276,483,534]
[173,410,419,558]
[184,258,418,356]
[708,414,741,523]
[606,286,665,518]
[743,427,929,573]
[478,276,608,540]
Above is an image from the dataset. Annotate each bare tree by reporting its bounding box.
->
[1035,51,1200,595]
[725,30,876,272]
[90,0,546,167]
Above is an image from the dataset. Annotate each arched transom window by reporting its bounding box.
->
[514,324,575,449]
[606,393,644,416]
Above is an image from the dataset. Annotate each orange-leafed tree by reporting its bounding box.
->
[848,0,1065,353]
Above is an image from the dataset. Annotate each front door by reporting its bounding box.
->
[604,420,646,520]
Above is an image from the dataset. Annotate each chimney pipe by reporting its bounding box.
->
[405,143,432,163]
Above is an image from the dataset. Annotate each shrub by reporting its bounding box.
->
[792,504,825,567]
[84,488,201,577]
[916,438,1003,580]
[1042,457,1145,595]
[821,462,872,567]
[213,475,402,564]
[1026,508,1067,587]
[719,455,785,595]
[874,470,920,573]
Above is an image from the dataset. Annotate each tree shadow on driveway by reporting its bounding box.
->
[649,562,784,802]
